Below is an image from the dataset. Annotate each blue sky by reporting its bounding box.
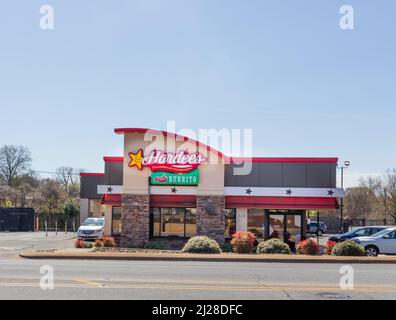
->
[0,1,395,187]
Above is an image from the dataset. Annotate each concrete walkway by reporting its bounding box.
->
[19,249,396,264]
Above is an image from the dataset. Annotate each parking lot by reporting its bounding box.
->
[0,232,76,258]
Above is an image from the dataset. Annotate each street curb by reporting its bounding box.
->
[18,252,396,264]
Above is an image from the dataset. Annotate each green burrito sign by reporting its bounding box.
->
[150,169,199,186]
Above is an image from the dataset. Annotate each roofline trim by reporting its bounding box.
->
[80,173,105,177]
[103,156,124,162]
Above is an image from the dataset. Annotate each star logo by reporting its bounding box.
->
[246,188,252,195]
[286,189,293,195]
[328,190,335,196]
[171,187,178,194]
[107,187,113,193]
[128,149,144,170]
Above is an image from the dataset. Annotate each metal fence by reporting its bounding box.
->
[34,212,80,233]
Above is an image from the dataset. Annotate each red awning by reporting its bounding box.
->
[225,196,339,209]
[101,194,121,205]
[150,195,197,208]
[100,194,338,209]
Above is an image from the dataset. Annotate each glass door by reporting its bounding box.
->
[266,210,304,243]
[269,214,285,241]
[286,214,302,244]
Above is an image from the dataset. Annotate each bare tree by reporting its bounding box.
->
[0,185,14,207]
[56,166,80,197]
[37,179,66,215]
[344,186,375,222]
[0,145,32,187]
[383,169,396,224]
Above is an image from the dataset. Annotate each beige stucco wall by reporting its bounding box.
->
[80,198,89,224]
[90,199,103,217]
[122,132,225,195]
[104,205,112,236]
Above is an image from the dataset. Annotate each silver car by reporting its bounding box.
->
[77,217,105,240]
[352,227,396,256]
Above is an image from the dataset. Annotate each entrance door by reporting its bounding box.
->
[267,211,304,243]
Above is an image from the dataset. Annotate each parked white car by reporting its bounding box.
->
[77,217,105,240]
[352,227,396,256]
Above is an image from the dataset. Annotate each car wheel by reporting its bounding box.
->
[365,246,379,257]
[317,230,323,236]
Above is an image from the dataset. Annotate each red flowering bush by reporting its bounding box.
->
[75,239,85,248]
[94,239,103,247]
[297,239,320,255]
[102,236,116,247]
[230,231,256,254]
[325,240,337,255]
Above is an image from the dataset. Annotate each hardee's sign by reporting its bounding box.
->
[128,149,207,173]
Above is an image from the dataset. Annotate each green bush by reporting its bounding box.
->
[331,240,365,256]
[181,236,221,254]
[144,241,166,250]
[256,239,291,255]
[221,243,233,253]
[84,241,93,249]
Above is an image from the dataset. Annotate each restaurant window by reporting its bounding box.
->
[224,209,236,239]
[150,208,196,238]
[247,209,265,240]
[112,206,122,235]
[185,208,197,237]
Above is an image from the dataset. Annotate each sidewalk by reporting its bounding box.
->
[19,249,396,264]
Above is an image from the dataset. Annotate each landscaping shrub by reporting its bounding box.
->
[75,239,85,248]
[230,231,256,254]
[331,240,365,256]
[221,243,233,253]
[256,238,291,255]
[181,236,221,254]
[84,241,93,249]
[297,239,320,255]
[144,241,166,250]
[325,240,337,255]
[102,236,116,247]
[94,239,103,247]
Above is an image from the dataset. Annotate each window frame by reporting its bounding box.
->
[111,206,122,236]
[150,207,196,239]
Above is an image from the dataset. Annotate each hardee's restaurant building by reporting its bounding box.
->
[80,128,344,247]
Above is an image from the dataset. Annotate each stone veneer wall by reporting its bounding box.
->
[196,195,225,244]
[121,194,150,247]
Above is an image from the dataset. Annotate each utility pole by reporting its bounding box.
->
[340,166,344,232]
[384,187,387,225]
[338,161,350,233]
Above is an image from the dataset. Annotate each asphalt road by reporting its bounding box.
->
[1,232,396,300]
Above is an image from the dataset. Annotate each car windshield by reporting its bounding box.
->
[371,228,394,238]
[81,218,104,227]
